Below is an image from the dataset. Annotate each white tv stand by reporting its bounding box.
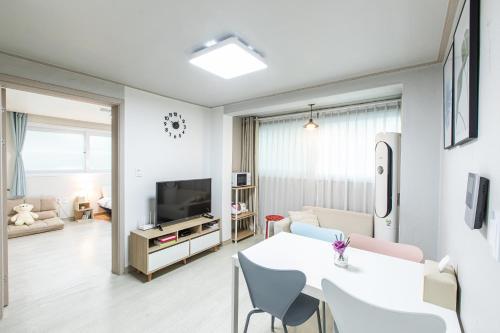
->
[130,216,221,282]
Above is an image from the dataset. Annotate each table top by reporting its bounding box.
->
[232,232,460,333]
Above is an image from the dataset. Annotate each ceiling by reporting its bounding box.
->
[0,0,449,107]
[6,88,111,124]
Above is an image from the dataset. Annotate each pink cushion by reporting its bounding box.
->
[350,233,424,263]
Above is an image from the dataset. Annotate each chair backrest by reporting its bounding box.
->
[349,233,424,263]
[238,252,306,319]
[303,206,373,237]
[321,279,446,333]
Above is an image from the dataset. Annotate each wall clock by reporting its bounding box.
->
[164,112,187,139]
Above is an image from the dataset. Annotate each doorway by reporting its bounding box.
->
[0,78,124,318]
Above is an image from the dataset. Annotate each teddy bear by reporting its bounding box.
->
[10,203,39,226]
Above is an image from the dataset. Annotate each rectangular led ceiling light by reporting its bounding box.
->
[189,37,267,79]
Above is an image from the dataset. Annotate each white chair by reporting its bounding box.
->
[321,278,446,333]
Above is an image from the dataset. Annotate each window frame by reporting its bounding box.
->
[23,122,111,175]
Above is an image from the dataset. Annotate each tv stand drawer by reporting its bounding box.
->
[148,242,189,272]
[190,231,220,255]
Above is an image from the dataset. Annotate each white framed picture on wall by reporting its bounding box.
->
[452,0,480,145]
[443,44,454,149]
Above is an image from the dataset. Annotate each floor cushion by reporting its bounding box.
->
[8,217,64,239]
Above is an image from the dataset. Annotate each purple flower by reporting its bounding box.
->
[333,240,347,255]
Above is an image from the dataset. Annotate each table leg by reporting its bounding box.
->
[231,264,239,333]
[322,301,326,333]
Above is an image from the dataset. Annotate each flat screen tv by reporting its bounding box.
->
[156,178,211,225]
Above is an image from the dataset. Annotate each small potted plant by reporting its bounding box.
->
[332,234,350,268]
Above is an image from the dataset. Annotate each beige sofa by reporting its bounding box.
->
[7,197,64,238]
[274,206,373,237]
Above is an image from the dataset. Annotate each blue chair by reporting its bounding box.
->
[238,251,322,333]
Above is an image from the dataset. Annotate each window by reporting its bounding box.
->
[258,101,401,215]
[88,135,112,171]
[23,124,111,173]
[258,102,401,180]
[23,129,85,171]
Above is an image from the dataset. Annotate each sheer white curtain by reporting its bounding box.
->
[258,101,401,229]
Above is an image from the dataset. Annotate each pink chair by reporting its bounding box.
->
[349,233,424,263]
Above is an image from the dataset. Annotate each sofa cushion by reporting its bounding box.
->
[291,222,343,243]
[304,206,373,237]
[24,197,41,212]
[7,197,58,216]
[6,198,23,216]
[40,197,57,211]
[36,210,58,220]
[289,210,320,227]
[349,233,424,263]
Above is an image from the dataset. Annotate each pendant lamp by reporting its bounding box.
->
[303,103,319,129]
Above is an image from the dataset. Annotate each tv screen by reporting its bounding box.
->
[156,178,211,225]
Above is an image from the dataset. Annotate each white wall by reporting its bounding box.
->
[221,116,233,241]
[438,1,500,332]
[209,108,233,241]
[232,117,242,171]
[225,64,443,259]
[123,88,231,264]
[398,67,442,259]
[25,173,110,218]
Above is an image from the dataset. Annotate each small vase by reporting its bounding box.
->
[334,252,348,268]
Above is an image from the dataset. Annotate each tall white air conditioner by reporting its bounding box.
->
[374,132,401,242]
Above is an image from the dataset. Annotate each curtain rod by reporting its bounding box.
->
[255,96,401,121]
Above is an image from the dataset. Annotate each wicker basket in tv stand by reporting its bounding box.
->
[130,216,221,282]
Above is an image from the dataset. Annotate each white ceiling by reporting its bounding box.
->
[6,89,111,124]
[0,0,449,107]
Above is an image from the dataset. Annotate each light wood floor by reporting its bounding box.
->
[0,221,329,333]
[93,212,111,221]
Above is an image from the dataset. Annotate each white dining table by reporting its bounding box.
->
[231,232,461,333]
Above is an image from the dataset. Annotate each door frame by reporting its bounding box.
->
[0,74,125,318]
[0,87,6,319]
